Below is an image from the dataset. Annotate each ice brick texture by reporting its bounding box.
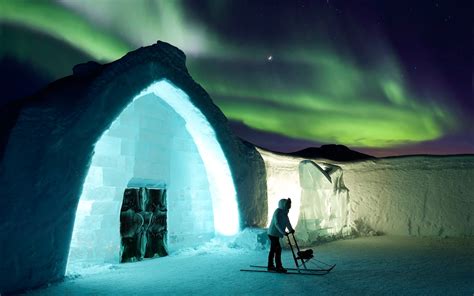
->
[68,92,214,269]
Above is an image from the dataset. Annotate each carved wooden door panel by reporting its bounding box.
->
[120,187,168,263]
[145,189,168,258]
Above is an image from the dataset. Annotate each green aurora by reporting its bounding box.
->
[0,0,458,149]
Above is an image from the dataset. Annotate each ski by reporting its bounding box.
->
[240,269,329,276]
[249,264,336,272]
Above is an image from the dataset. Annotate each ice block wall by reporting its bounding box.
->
[133,93,214,250]
[68,92,213,270]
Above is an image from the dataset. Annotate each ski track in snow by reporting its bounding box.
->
[22,236,473,296]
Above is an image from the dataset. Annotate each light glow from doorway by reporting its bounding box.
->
[68,79,239,273]
[144,80,239,236]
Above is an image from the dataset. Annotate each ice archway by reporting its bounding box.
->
[67,80,239,270]
[0,41,267,294]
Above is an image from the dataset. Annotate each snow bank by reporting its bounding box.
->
[171,227,268,257]
[229,227,269,250]
[339,156,474,237]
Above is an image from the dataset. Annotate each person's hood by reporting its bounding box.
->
[278,198,290,211]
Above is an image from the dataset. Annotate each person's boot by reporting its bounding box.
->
[267,264,276,271]
[275,266,287,273]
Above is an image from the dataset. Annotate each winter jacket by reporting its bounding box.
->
[267,199,294,238]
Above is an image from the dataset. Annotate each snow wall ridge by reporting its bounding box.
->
[341,155,474,237]
[260,149,473,244]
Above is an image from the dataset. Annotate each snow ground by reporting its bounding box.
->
[21,236,473,296]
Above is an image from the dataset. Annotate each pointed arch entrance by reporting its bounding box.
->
[67,80,239,271]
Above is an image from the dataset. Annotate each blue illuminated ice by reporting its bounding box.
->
[68,80,240,272]
[143,80,240,236]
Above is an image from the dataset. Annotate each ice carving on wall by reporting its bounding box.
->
[296,160,350,243]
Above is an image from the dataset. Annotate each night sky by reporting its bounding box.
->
[1,0,472,156]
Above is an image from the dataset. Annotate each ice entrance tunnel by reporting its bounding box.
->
[67,80,239,270]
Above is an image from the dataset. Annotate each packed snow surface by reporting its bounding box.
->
[22,236,473,296]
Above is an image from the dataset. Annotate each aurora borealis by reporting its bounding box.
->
[0,0,472,156]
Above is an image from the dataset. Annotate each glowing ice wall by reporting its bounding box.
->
[68,80,239,271]
[68,102,138,267]
[144,81,239,236]
[131,93,216,251]
[258,149,302,226]
[296,161,350,242]
[258,148,350,243]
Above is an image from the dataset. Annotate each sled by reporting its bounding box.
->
[241,232,335,275]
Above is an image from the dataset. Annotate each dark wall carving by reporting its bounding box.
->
[120,188,168,262]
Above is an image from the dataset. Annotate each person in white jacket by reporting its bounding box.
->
[267,198,294,273]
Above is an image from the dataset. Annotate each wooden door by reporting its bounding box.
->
[120,187,168,263]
